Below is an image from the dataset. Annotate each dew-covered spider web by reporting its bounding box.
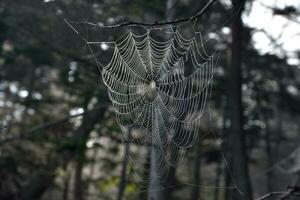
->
[104,26,212,174]
[66,18,241,194]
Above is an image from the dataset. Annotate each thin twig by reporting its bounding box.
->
[67,0,217,28]
[258,2,300,25]
[255,174,300,200]
[255,191,286,200]
[280,175,300,200]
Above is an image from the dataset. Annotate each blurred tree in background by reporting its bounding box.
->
[0,0,300,200]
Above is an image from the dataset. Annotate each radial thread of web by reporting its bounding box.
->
[92,25,218,189]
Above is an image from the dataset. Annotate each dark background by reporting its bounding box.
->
[0,0,300,200]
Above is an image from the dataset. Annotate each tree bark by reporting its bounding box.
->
[191,135,202,200]
[214,99,227,200]
[62,162,70,200]
[214,160,222,200]
[227,0,252,199]
[117,128,131,200]
[73,105,107,200]
[74,155,85,200]
[263,113,275,193]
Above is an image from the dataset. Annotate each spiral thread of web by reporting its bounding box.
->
[101,27,215,187]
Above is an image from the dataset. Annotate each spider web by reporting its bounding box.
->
[97,26,216,186]
[66,16,242,193]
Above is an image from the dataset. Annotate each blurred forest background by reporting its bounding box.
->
[1,0,300,200]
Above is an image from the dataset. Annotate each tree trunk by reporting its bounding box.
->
[263,113,275,193]
[272,83,284,190]
[62,162,70,200]
[74,154,85,200]
[73,105,107,200]
[214,160,222,200]
[214,99,227,200]
[227,0,252,199]
[117,128,131,200]
[191,135,202,200]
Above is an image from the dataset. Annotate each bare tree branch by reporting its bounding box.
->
[255,174,300,200]
[258,2,300,25]
[66,0,217,28]
[280,175,300,200]
[255,191,286,200]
